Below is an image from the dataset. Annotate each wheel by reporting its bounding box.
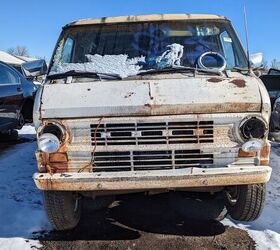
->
[225,184,266,221]
[43,191,81,231]
[168,191,227,221]
[17,113,25,129]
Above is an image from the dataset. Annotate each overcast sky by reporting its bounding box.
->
[0,0,279,64]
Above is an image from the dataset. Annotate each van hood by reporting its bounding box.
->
[40,76,262,118]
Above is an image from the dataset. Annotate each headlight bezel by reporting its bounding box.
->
[37,122,67,153]
[238,116,268,141]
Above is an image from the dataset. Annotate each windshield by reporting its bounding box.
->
[50,20,248,78]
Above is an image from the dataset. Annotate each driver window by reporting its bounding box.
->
[220,31,235,68]
[0,64,20,84]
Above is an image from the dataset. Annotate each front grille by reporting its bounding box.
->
[90,121,214,146]
[92,149,213,172]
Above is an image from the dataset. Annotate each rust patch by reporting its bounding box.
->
[207,77,223,83]
[37,121,72,173]
[36,152,47,172]
[260,143,271,165]
[48,163,69,173]
[37,131,70,174]
[238,149,257,158]
[230,79,246,88]
[49,152,68,163]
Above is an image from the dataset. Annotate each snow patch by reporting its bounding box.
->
[0,238,41,250]
[0,125,49,249]
[50,54,146,78]
[18,125,37,139]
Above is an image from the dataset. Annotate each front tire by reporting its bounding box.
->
[43,191,81,231]
[225,184,266,221]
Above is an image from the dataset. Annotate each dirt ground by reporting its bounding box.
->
[40,193,256,250]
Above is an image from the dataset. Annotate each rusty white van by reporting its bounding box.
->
[27,14,271,230]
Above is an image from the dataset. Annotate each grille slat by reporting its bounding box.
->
[92,149,213,172]
[90,120,214,146]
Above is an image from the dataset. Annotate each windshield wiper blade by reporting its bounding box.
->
[138,66,222,76]
[47,70,122,80]
[232,67,250,72]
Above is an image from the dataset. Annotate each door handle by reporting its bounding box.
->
[16,87,22,92]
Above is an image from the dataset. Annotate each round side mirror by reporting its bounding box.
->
[197,52,227,72]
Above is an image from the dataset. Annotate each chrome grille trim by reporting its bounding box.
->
[63,114,258,172]
[90,121,214,146]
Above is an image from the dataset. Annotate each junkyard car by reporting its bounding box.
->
[260,68,280,141]
[30,14,272,230]
[0,61,37,139]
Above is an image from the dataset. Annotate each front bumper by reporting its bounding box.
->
[33,165,272,191]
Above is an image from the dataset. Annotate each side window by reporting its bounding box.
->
[0,64,20,85]
[220,31,235,68]
[61,37,74,63]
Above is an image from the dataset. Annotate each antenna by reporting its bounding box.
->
[244,6,251,70]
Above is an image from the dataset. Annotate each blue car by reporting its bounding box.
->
[0,61,37,138]
[260,68,280,141]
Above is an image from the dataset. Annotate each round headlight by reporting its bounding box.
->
[240,117,267,140]
[38,133,60,153]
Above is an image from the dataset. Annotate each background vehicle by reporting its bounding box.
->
[29,14,271,231]
[0,61,37,139]
[260,68,280,141]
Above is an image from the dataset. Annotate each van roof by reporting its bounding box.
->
[65,14,227,28]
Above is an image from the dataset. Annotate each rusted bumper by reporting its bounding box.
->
[33,165,272,191]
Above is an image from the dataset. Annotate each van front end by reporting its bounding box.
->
[32,14,272,230]
[34,114,271,192]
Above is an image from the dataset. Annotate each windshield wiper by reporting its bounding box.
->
[137,66,222,76]
[231,67,250,73]
[47,70,122,80]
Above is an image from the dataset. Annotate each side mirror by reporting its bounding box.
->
[268,68,280,75]
[21,59,48,78]
[249,53,264,69]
